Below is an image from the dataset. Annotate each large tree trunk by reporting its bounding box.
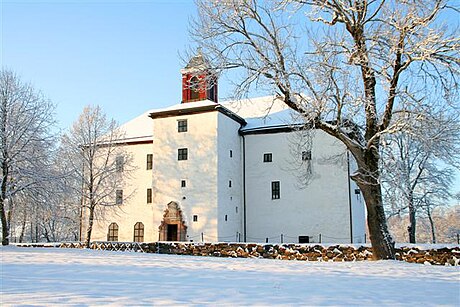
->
[359,182,396,259]
[84,205,95,248]
[354,150,395,260]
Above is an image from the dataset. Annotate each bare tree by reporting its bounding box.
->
[61,105,130,248]
[191,0,459,259]
[0,70,56,245]
[382,112,459,243]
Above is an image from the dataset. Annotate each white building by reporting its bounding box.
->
[89,53,366,244]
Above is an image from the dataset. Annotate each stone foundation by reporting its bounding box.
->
[14,242,460,266]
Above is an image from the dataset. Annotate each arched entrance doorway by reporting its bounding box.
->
[158,202,187,241]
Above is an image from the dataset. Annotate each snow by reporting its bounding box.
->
[241,108,304,132]
[2,247,459,306]
[222,95,288,118]
[115,96,298,142]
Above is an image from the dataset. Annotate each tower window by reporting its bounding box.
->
[147,188,152,204]
[181,180,186,188]
[178,119,188,132]
[230,150,233,158]
[225,215,228,221]
[190,77,200,100]
[263,153,273,163]
[178,148,188,160]
[271,181,280,200]
[302,150,312,161]
[229,180,232,188]
[193,215,198,222]
[146,154,153,170]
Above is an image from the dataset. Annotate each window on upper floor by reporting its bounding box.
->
[263,153,273,163]
[116,156,124,172]
[133,222,144,242]
[107,223,118,241]
[230,150,233,158]
[178,148,188,161]
[146,154,153,170]
[178,119,188,133]
[116,190,123,205]
[271,181,280,200]
[147,188,152,204]
[181,180,186,188]
[302,150,312,161]
[193,215,198,222]
[229,180,232,188]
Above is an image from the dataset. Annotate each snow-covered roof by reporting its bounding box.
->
[241,108,304,133]
[117,110,154,143]
[117,96,301,141]
[222,95,289,118]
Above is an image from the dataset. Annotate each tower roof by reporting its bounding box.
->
[183,48,210,71]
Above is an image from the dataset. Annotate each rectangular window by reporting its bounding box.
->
[146,154,153,170]
[116,156,124,172]
[229,180,232,188]
[116,190,123,205]
[263,153,273,163]
[181,180,186,188]
[178,148,188,160]
[271,181,280,200]
[230,150,233,158]
[302,150,312,161]
[193,215,198,222]
[225,215,228,221]
[147,188,152,203]
[178,119,188,132]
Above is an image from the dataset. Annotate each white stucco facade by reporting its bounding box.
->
[87,54,365,244]
[88,97,365,244]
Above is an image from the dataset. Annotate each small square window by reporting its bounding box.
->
[178,119,188,132]
[193,215,198,222]
[263,153,273,163]
[355,189,360,195]
[271,181,280,200]
[302,150,312,161]
[178,148,188,160]
[146,154,153,170]
[147,188,152,203]
[181,180,186,188]
[229,180,232,188]
[116,190,123,205]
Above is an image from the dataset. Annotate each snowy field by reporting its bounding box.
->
[1,246,459,306]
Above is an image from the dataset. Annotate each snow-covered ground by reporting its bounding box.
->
[1,246,459,306]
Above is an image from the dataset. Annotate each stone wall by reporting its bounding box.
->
[52,242,460,266]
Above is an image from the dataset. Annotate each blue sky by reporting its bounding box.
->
[2,0,215,130]
[2,0,459,195]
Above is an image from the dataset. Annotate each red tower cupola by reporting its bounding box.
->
[181,49,218,103]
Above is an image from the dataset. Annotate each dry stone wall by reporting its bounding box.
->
[15,241,460,266]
